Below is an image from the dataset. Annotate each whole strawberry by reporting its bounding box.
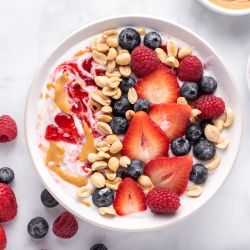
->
[177,55,203,82]
[0,225,6,250]
[195,95,225,119]
[0,115,17,143]
[146,187,180,214]
[131,46,160,77]
[0,184,17,222]
[52,212,78,239]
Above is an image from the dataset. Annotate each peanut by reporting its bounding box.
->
[108,157,120,172]
[128,87,138,104]
[109,140,123,154]
[119,156,131,168]
[185,185,203,197]
[96,122,113,135]
[91,161,108,171]
[178,47,192,59]
[91,172,106,188]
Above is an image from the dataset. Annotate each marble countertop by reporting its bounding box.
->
[0,0,250,249]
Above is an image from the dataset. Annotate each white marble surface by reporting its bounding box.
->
[0,0,250,249]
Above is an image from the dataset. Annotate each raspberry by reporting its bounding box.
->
[0,115,18,143]
[52,212,78,239]
[0,225,7,250]
[195,95,225,119]
[177,55,203,82]
[131,46,160,77]
[0,183,17,222]
[146,187,180,214]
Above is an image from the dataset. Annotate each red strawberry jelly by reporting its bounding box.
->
[68,81,89,100]
[82,57,93,73]
[54,113,80,139]
[45,124,78,144]
[57,62,95,86]
[95,68,105,76]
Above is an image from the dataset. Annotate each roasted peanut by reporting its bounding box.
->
[119,156,131,168]
[116,53,131,66]
[125,110,135,121]
[107,48,118,60]
[224,106,234,127]
[138,175,153,189]
[185,185,203,197]
[105,134,119,145]
[178,47,192,59]
[77,186,92,198]
[128,87,138,104]
[204,124,220,143]
[92,50,107,66]
[91,161,108,171]
[108,157,120,172]
[206,154,221,170]
[119,66,131,77]
[167,40,178,57]
[96,122,113,135]
[96,114,112,123]
[109,140,123,154]
[91,172,106,188]
[98,206,116,216]
[101,105,112,114]
[94,76,109,88]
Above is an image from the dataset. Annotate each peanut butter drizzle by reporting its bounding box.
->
[45,142,65,165]
[45,142,87,187]
[54,73,71,114]
[79,122,96,162]
[209,0,250,9]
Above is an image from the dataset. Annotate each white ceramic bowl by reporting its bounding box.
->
[25,16,242,232]
[199,0,250,15]
[247,54,250,91]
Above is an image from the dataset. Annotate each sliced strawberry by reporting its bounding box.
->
[144,156,192,196]
[113,178,147,216]
[135,66,180,104]
[122,111,170,163]
[149,103,191,141]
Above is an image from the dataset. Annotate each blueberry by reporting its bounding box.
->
[134,99,150,113]
[0,167,14,184]
[171,137,191,156]
[143,31,162,49]
[190,163,208,184]
[92,188,114,207]
[193,138,216,161]
[122,160,144,179]
[180,82,199,100]
[27,217,49,239]
[90,243,108,250]
[112,96,131,117]
[185,124,202,142]
[110,117,128,135]
[118,28,141,52]
[41,189,58,208]
[199,76,217,94]
[120,77,136,93]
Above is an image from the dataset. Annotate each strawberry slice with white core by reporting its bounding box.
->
[122,111,170,163]
[113,178,147,216]
[135,66,180,104]
[144,156,193,196]
[149,103,191,141]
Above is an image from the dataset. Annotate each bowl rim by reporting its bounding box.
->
[24,15,243,232]
[247,54,250,92]
[198,0,250,16]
